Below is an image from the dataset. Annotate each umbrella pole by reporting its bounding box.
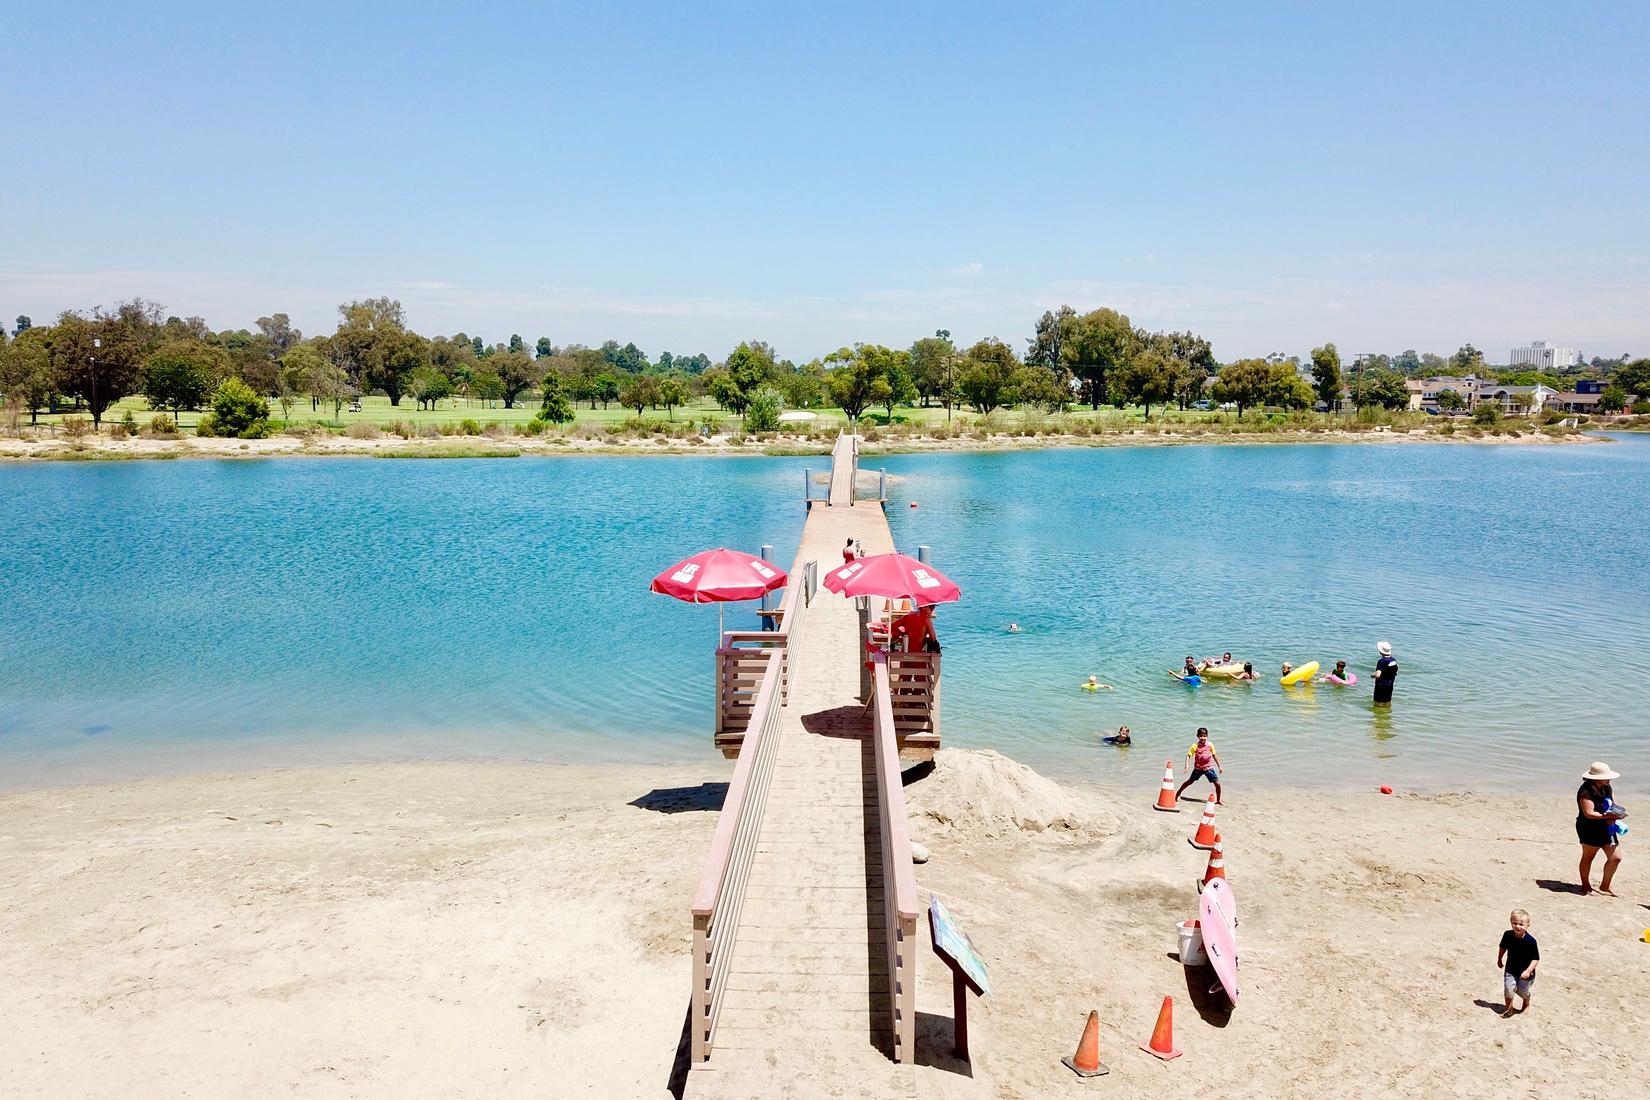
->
[718,603,725,648]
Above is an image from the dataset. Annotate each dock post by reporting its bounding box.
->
[759,545,776,628]
[803,468,810,504]
[917,545,931,564]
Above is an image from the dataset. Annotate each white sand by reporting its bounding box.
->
[1,754,1645,1098]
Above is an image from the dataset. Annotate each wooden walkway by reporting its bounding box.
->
[693,438,918,1095]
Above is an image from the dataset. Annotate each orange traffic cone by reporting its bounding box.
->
[1062,1009,1110,1077]
[1201,835,1226,886]
[1138,995,1183,1061]
[1152,760,1180,812]
[1188,795,1220,849]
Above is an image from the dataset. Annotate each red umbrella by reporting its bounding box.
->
[822,552,961,606]
[651,548,788,638]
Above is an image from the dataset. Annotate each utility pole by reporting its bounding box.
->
[91,336,102,431]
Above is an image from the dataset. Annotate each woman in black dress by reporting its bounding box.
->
[1576,762,1625,896]
[1372,641,1397,704]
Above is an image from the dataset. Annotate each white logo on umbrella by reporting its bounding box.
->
[913,568,940,590]
[670,564,701,583]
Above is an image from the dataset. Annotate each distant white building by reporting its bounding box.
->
[1510,341,1576,371]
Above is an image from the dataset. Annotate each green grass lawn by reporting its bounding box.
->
[19,393,1437,436]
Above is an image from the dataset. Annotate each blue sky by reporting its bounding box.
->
[3,1,1647,363]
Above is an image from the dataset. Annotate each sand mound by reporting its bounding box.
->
[905,748,1118,841]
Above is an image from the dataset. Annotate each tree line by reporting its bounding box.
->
[3,300,1645,433]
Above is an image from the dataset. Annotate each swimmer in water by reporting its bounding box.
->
[1234,662,1257,681]
[1103,725,1132,745]
[1007,622,1023,633]
[1081,675,1114,691]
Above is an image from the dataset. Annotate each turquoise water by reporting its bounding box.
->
[2,438,1647,791]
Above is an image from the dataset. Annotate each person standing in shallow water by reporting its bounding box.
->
[1372,641,1398,704]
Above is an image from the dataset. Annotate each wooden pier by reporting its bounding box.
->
[689,434,937,1090]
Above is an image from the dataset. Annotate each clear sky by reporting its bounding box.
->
[3,1,1646,363]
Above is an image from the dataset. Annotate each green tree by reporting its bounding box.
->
[1064,307,1135,409]
[1392,349,1422,375]
[535,336,554,359]
[1450,343,1485,374]
[870,348,915,417]
[656,376,689,418]
[1026,305,1077,370]
[1114,346,1177,418]
[536,372,575,424]
[310,354,356,418]
[279,344,326,412]
[1614,358,1650,399]
[719,341,777,413]
[471,368,505,406]
[1310,343,1343,411]
[142,341,225,423]
[508,334,525,355]
[490,348,545,409]
[198,378,272,438]
[1436,388,1466,413]
[956,338,1020,414]
[1598,386,1627,413]
[620,375,660,416]
[1472,401,1501,425]
[1210,358,1273,417]
[1358,369,1410,410]
[329,296,406,398]
[13,315,31,337]
[823,346,885,420]
[49,300,163,425]
[1014,365,1071,413]
[909,332,957,408]
[375,331,428,406]
[743,387,783,431]
[0,328,55,423]
[255,313,302,357]
[408,367,453,410]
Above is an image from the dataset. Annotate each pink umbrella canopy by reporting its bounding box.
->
[651,548,788,604]
[822,552,961,607]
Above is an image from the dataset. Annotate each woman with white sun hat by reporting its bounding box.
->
[1576,762,1626,896]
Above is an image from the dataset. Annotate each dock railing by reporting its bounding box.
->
[691,569,811,1063]
[870,655,920,1062]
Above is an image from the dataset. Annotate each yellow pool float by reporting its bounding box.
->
[1280,661,1319,686]
[1201,663,1245,679]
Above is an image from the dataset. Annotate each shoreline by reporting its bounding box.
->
[2,752,1642,1098]
[0,424,1605,462]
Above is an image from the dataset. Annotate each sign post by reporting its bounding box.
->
[928,897,989,1061]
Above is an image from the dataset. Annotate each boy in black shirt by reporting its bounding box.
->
[1497,909,1540,1018]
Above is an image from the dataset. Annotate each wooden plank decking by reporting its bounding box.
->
[693,437,920,1094]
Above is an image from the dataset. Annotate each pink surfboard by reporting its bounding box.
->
[1198,878,1240,1006]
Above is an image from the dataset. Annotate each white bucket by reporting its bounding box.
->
[1177,920,1207,966]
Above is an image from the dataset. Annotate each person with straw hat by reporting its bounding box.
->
[1577,762,1626,896]
[1372,641,1398,704]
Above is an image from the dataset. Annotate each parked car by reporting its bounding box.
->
[1192,399,1212,411]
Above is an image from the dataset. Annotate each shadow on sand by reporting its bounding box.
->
[1533,878,1586,895]
[913,1010,974,1077]
[630,783,728,814]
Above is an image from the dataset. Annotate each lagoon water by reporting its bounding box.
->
[3,437,1648,792]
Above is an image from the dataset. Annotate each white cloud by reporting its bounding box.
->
[945,261,984,277]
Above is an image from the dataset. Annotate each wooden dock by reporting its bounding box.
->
[689,435,929,1093]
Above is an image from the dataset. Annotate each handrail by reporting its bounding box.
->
[691,560,812,1063]
[871,656,919,1061]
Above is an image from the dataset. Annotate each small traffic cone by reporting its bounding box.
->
[1061,1009,1110,1077]
[1152,760,1180,812]
[1188,795,1220,849]
[1138,995,1183,1061]
[1201,834,1226,886]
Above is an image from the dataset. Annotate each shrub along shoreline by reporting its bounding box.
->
[0,406,1611,462]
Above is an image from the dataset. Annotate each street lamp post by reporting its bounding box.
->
[91,336,102,431]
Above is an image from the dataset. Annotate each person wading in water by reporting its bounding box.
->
[1372,641,1398,704]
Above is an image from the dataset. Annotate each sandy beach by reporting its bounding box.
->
[0,423,1601,462]
[2,750,1644,1098]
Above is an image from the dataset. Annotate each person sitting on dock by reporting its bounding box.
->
[891,605,938,653]
[1103,725,1131,745]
